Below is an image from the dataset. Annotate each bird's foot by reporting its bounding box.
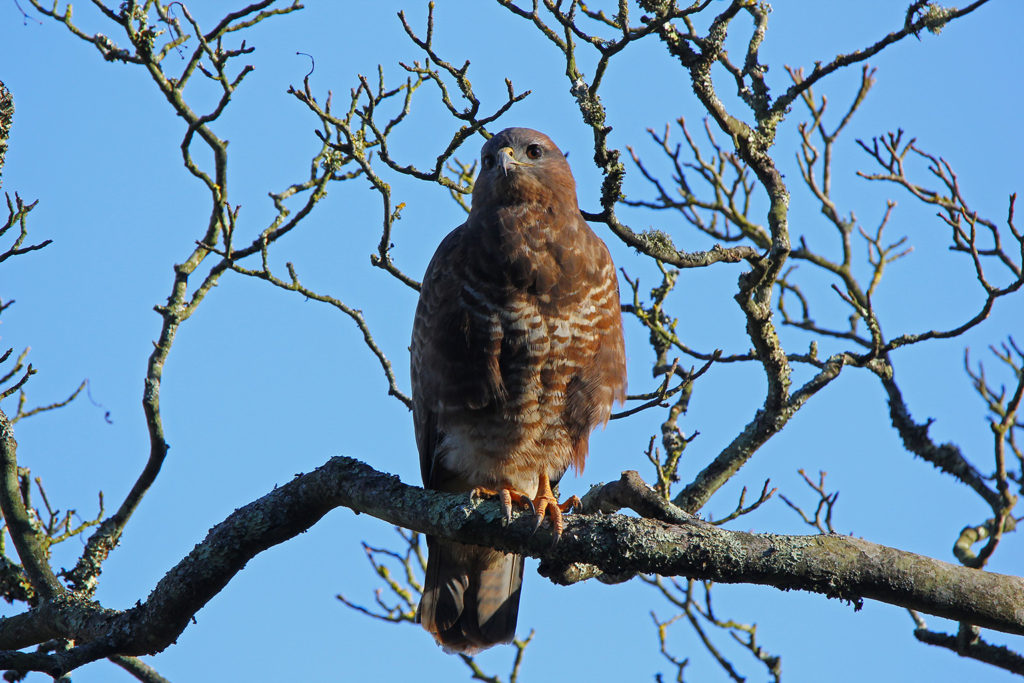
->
[471,486,536,524]
[531,474,581,546]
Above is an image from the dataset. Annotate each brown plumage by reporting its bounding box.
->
[410,127,627,653]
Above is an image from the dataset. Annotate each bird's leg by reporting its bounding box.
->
[531,472,582,545]
[471,486,536,524]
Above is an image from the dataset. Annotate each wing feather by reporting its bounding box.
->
[411,223,506,487]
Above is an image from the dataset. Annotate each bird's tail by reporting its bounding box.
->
[418,537,523,654]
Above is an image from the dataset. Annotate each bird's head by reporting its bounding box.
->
[470,128,578,212]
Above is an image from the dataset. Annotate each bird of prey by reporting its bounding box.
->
[411,127,627,653]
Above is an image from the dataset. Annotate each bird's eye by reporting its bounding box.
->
[526,144,543,160]
[481,154,495,170]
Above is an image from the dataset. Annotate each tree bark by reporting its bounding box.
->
[1,454,1023,676]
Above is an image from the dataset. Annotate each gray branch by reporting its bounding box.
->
[1,455,1022,677]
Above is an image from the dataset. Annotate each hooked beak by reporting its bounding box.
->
[498,146,527,176]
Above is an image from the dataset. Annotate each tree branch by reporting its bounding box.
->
[770,1,993,122]
[1,455,1023,676]
[0,409,62,600]
[108,654,172,683]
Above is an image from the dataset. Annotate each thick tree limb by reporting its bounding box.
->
[1,455,1022,677]
[581,470,704,525]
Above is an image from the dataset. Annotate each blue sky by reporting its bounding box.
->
[1,1,1022,681]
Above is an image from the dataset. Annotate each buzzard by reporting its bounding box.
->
[411,127,627,653]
